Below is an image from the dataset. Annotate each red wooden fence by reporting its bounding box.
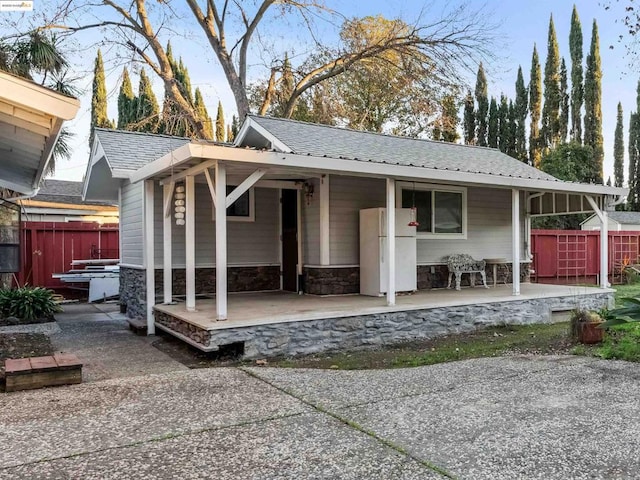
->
[18,222,119,290]
[531,229,640,285]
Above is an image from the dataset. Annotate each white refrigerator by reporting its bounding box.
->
[359,208,417,296]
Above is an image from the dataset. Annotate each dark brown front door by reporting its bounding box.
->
[281,189,298,292]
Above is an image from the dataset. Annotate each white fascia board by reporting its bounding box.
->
[233,117,252,146]
[34,117,64,189]
[130,142,629,197]
[112,169,133,179]
[129,143,194,183]
[0,177,38,197]
[0,71,80,120]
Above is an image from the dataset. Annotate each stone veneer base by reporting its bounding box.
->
[154,291,612,360]
[120,266,280,320]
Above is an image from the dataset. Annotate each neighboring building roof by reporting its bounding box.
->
[583,211,640,225]
[246,115,559,183]
[34,179,114,206]
[95,128,192,172]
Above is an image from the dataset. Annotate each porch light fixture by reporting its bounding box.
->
[408,182,419,227]
[303,181,314,205]
[174,184,186,226]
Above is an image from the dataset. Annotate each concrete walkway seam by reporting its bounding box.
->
[0,410,307,471]
[240,366,457,480]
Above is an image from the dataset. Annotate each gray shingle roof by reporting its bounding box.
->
[607,211,640,224]
[95,128,191,172]
[35,179,114,206]
[247,115,559,182]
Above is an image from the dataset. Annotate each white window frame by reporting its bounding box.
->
[212,186,255,222]
[396,182,467,239]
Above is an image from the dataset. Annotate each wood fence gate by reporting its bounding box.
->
[531,229,640,285]
[18,222,119,290]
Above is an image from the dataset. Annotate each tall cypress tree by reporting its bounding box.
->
[569,5,583,143]
[90,49,111,145]
[529,44,543,167]
[117,67,136,130]
[216,101,225,142]
[463,90,475,145]
[507,100,518,158]
[514,66,528,162]
[488,97,498,148]
[629,81,640,210]
[498,95,510,153]
[541,15,561,150]
[231,115,240,141]
[135,69,160,133]
[629,113,639,209]
[475,63,489,147]
[559,58,569,144]
[194,87,213,139]
[614,102,624,188]
[584,20,604,182]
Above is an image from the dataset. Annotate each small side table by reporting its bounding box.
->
[484,258,509,287]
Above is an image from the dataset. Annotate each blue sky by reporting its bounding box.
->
[38,0,638,185]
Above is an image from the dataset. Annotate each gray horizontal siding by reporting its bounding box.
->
[302,178,320,265]
[120,181,144,266]
[154,183,279,267]
[325,181,525,266]
[417,187,525,263]
[329,175,386,265]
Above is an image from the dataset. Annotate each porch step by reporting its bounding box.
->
[4,354,82,392]
[127,317,147,335]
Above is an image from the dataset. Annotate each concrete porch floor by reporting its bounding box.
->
[154,283,613,331]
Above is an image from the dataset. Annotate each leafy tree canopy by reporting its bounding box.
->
[19,1,497,139]
[540,142,598,184]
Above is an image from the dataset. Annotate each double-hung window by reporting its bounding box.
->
[398,183,467,238]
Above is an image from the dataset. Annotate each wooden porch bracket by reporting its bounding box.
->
[226,168,267,208]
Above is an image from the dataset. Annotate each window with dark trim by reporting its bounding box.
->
[399,184,466,238]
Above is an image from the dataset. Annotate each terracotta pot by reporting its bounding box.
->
[578,322,604,344]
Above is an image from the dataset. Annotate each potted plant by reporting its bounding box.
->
[570,308,604,344]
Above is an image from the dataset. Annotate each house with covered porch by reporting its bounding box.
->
[83,116,626,358]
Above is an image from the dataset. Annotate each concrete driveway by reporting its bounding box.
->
[1,353,639,479]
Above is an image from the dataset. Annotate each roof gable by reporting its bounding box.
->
[95,128,191,173]
[245,115,559,183]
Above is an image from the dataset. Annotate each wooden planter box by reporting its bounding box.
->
[4,354,82,392]
[578,322,604,344]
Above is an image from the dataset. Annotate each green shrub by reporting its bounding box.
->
[0,287,62,322]
[597,323,640,362]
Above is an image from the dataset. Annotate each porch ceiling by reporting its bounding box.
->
[0,72,79,196]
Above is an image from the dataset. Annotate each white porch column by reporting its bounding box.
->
[162,182,174,304]
[320,175,330,265]
[143,179,156,334]
[512,188,521,296]
[600,210,609,288]
[386,178,396,306]
[585,195,610,288]
[185,175,196,311]
[215,162,228,320]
